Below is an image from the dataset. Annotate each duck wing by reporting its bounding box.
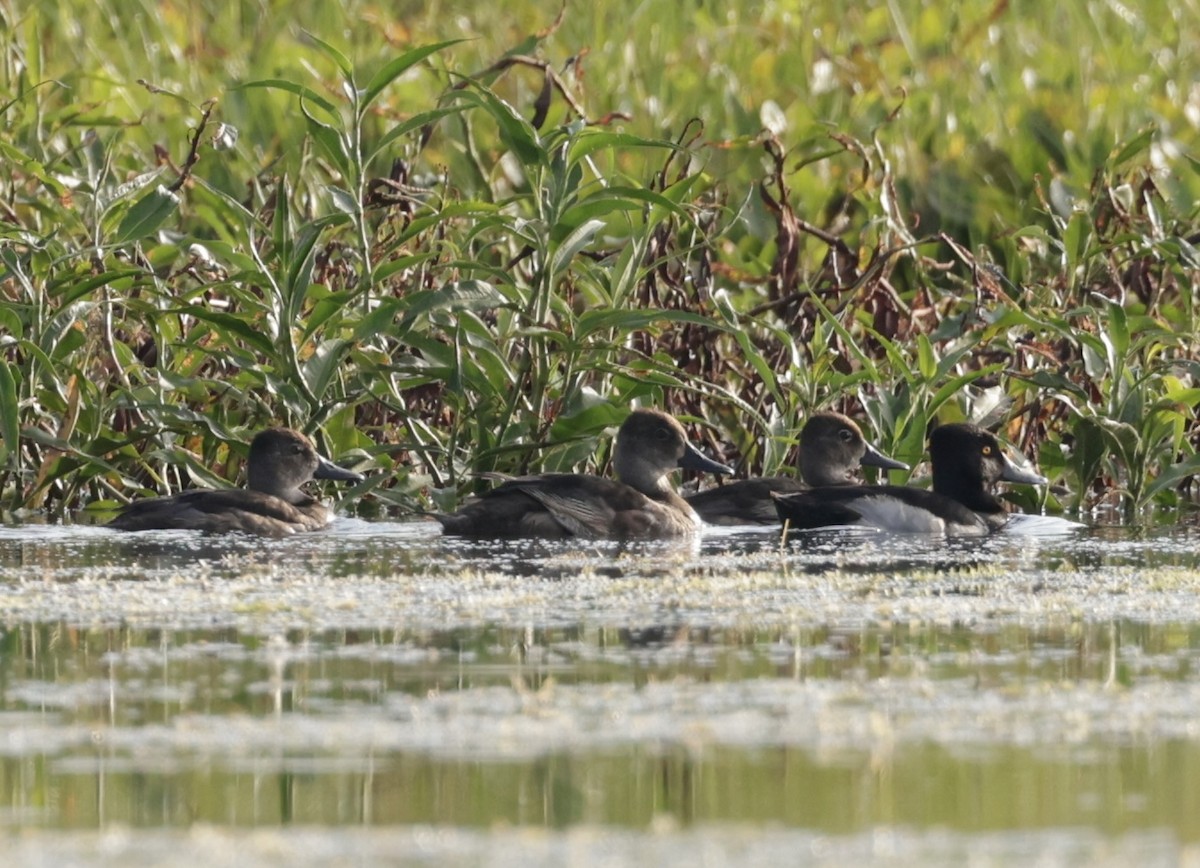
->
[108,489,325,535]
[686,477,805,525]
[436,474,690,539]
[505,474,656,538]
[434,474,605,538]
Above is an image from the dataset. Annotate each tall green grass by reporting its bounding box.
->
[1,0,1197,520]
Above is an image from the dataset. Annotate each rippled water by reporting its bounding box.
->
[3,515,1200,866]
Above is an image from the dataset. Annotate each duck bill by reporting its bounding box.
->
[1000,454,1047,486]
[860,441,910,472]
[678,443,734,476]
[313,455,365,483]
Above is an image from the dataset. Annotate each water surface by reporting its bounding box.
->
[2,517,1200,866]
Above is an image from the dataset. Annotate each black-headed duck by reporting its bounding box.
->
[773,422,1046,536]
[686,412,908,525]
[107,427,364,536]
[435,408,733,539]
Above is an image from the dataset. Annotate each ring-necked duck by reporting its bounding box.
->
[107,427,364,535]
[773,422,1047,536]
[686,412,908,525]
[435,408,733,539]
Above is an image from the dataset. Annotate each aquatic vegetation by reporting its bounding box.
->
[0,1,1197,521]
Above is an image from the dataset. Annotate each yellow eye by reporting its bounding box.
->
[981,445,993,455]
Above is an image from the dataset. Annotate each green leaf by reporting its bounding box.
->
[1102,299,1129,365]
[13,340,59,387]
[377,280,508,337]
[554,197,641,231]
[303,338,352,398]
[567,130,681,162]
[549,402,627,439]
[732,326,784,408]
[926,363,1007,417]
[0,306,22,340]
[235,79,339,117]
[303,30,354,80]
[189,176,261,226]
[99,167,166,214]
[370,252,436,284]
[548,218,604,282]
[0,359,18,460]
[915,335,937,380]
[1062,210,1090,280]
[271,174,294,265]
[168,307,277,357]
[427,279,506,314]
[1068,417,1108,508]
[283,221,325,322]
[1145,453,1200,500]
[361,40,462,114]
[1108,125,1156,169]
[575,308,723,339]
[452,82,545,167]
[46,267,143,304]
[302,105,351,176]
[560,185,694,231]
[45,318,87,361]
[327,185,358,216]
[1096,417,1142,468]
[114,185,180,243]
[301,291,355,341]
[0,141,68,197]
[354,297,405,342]
[371,105,467,162]
[808,292,878,375]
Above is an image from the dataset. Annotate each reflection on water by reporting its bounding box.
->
[2,518,1200,860]
[3,616,1200,835]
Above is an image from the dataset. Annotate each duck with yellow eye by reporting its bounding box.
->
[773,422,1047,536]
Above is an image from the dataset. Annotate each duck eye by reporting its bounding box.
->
[838,429,854,442]
[981,445,993,455]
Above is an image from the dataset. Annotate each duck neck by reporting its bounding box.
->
[614,450,670,498]
[282,489,319,506]
[640,473,678,505]
[250,478,309,505]
[932,466,1004,514]
[802,454,855,486]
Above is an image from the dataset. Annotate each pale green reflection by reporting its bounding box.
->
[2,617,1200,838]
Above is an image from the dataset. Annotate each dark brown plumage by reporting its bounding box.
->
[435,409,733,539]
[107,428,364,536]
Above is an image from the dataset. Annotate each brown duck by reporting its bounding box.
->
[686,412,908,525]
[435,409,733,539]
[107,428,364,536]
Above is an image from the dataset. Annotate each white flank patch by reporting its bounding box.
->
[848,496,988,537]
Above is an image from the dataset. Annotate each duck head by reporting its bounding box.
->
[246,428,365,504]
[613,409,733,494]
[800,412,909,486]
[930,423,1046,510]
